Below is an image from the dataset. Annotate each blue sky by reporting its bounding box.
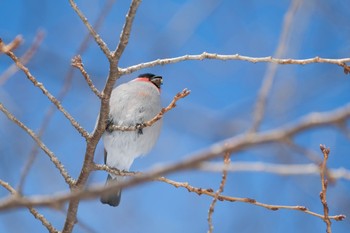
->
[1,0,350,232]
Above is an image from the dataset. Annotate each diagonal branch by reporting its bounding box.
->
[0,30,45,85]
[0,103,74,186]
[68,0,111,57]
[113,0,142,59]
[0,166,346,223]
[71,55,102,98]
[0,179,59,233]
[0,43,89,139]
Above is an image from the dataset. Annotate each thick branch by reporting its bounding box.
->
[0,167,345,223]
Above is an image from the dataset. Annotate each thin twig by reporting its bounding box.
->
[0,179,59,233]
[0,35,23,53]
[198,161,350,180]
[71,55,102,98]
[207,152,230,233]
[113,0,142,59]
[0,102,74,186]
[108,88,191,132]
[250,0,301,132]
[120,53,350,75]
[68,0,111,57]
[0,30,45,85]
[319,144,332,233]
[0,43,89,138]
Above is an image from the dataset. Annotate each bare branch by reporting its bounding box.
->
[250,0,301,132]
[108,88,191,132]
[0,39,89,138]
[319,145,332,233]
[207,152,230,233]
[0,35,23,53]
[120,53,350,75]
[71,55,102,98]
[68,0,111,57]
[0,179,59,233]
[0,102,74,186]
[199,161,350,180]
[0,30,45,85]
[0,166,345,223]
[113,0,142,59]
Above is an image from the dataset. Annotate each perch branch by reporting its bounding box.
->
[107,88,190,132]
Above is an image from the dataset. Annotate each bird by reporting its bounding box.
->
[100,73,163,207]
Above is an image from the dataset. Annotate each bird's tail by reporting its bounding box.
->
[100,174,122,207]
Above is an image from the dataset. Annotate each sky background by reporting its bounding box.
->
[1,0,350,232]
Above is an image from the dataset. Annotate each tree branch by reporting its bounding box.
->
[113,0,142,59]
[0,39,89,139]
[120,53,350,75]
[250,0,301,132]
[0,179,59,233]
[207,152,230,233]
[0,103,74,186]
[0,30,45,85]
[71,55,102,98]
[0,165,345,223]
[198,161,350,180]
[68,0,111,57]
[319,145,332,233]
